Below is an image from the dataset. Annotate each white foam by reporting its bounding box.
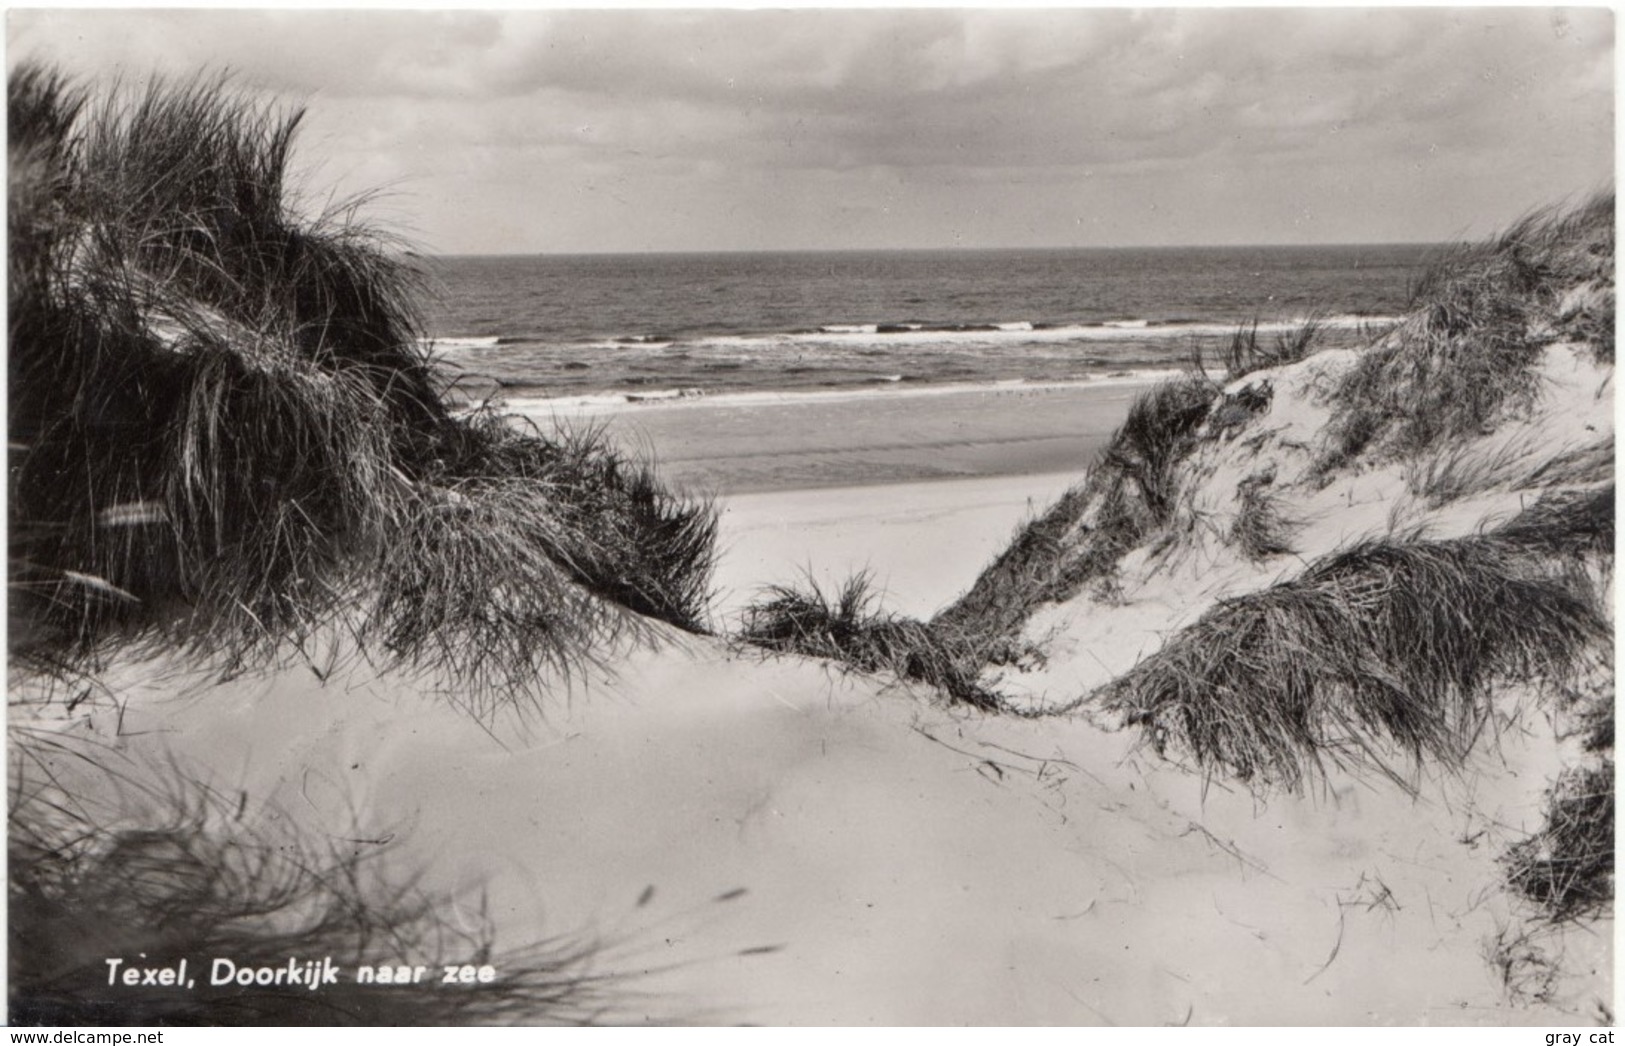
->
[660,314,1395,354]
[423,335,501,352]
[622,387,707,403]
[425,314,1395,361]
[498,370,1177,420]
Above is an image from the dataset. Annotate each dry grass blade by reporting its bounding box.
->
[1501,758,1614,924]
[1228,483,1300,562]
[738,571,1003,711]
[1101,488,1613,790]
[1405,434,1605,508]
[8,736,639,1026]
[1194,315,1327,383]
[1317,194,1613,474]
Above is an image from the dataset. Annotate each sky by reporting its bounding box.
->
[7,7,1615,255]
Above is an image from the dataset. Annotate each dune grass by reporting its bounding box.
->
[738,572,1002,711]
[1404,432,1615,509]
[1317,194,1613,474]
[8,63,717,695]
[8,733,632,1026]
[1502,760,1615,924]
[934,372,1216,644]
[449,417,718,632]
[750,200,1614,730]
[8,64,721,1024]
[1099,487,1612,790]
[1227,483,1300,562]
[794,369,1222,708]
[1098,372,1219,523]
[1194,315,1326,384]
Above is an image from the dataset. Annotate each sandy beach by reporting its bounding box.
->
[40,626,1598,1026]
[712,472,1082,622]
[510,379,1147,496]
[503,380,1140,623]
[511,381,1139,622]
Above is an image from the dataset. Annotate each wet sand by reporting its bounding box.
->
[512,379,1145,496]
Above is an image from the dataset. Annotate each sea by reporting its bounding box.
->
[418,245,1434,407]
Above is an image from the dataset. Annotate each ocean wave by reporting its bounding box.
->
[495,370,1180,418]
[430,313,1396,360]
[634,314,1397,355]
[422,335,502,351]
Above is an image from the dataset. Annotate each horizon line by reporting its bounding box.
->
[419,238,1451,260]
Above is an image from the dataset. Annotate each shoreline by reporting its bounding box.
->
[489,370,1175,418]
[423,311,1397,362]
[503,378,1145,497]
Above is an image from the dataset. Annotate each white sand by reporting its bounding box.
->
[15,354,1612,1026]
[36,623,1605,1025]
[712,472,1081,623]
[510,379,1142,495]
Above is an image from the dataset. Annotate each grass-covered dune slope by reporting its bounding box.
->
[8,64,718,694]
[8,65,719,1024]
[754,194,1613,755]
[965,194,1613,768]
[744,194,1615,922]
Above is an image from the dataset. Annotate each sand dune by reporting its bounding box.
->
[28,612,1603,1024]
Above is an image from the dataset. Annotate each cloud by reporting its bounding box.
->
[7,8,1612,252]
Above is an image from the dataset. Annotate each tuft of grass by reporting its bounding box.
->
[738,572,1002,711]
[1491,485,1615,558]
[1099,372,1218,524]
[8,63,717,700]
[453,417,718,633]
[1317,194,1614,474]
[9,62,434,665]
[1404,433,1615,508]
[1501,761,1615,923]
[1557,285,1614,365]
[1228,482,1300,562]
[8,738,632,1026]
[1195,315,1326,383]
[932,482,1103,640]
[1100,488,1612,790]
[363,479,649,713]
[1554,673,1617,756]
[1483,923,1564,1006]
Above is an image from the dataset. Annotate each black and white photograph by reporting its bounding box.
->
[5,6,1615,1027]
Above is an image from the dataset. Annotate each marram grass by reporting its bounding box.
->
[933,371,1217,646]
[1318,193,1614,473]
[1501,760,1615,923]
[1099,488,1612,791]
[8,63,717,697]
[739,571,1004,711]
[7,64,724,1025]
[7,733,637,1026]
